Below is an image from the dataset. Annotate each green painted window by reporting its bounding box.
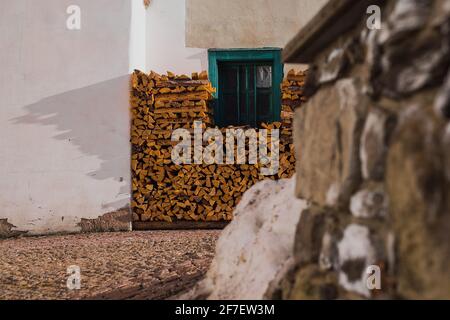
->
[208,49,283,127]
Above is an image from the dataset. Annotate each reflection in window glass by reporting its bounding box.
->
[256,66,272,88]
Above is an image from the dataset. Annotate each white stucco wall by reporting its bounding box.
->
[0,0,144,235]
[146,0,207,75]
[186,0,328,73]
[152,0,329,75]
[186,0,329,49]
[130,0,147,73]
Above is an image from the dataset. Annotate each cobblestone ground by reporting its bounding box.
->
[0,230,220,300]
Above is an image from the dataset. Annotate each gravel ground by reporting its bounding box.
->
[0,230,220,300]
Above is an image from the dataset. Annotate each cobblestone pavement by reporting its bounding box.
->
[0,230,220,300]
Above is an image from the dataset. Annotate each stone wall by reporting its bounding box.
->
[283,0,450,299]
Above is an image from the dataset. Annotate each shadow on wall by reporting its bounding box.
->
[10,76,131,209]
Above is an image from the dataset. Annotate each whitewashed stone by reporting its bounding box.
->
[350,187,388,219]
[183,176,308,300]
[337,224,377,298]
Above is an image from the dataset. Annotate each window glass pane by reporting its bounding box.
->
[257,91,272,123]
[248,66,255,127]
[221,66,237,92]
[239,65,246,92]
[239,94,247,125]
[223,93,238,125]
[218,62,275,127]
[239,66,247,125]
[256,66,272,88]
[248,65,255,90]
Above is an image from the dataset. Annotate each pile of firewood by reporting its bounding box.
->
[130,70,220,222]
[277,69,307,177]
[130,70,299,223]
[281,69,307,129]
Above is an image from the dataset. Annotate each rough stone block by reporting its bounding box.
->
[373,0,450,98]
[318,230,339,272]
[360,107,397,180]
[386,104,450,299]
[294,78,368,207]
[293,206,327,266]
[283,264,338,300]
[434,68,450,119]
[445,123,450,181]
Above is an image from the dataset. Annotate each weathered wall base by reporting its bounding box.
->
[1,207,132,239]
[77,207,132,233]
[0,219,28,239]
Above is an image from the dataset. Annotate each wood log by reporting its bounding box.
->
[155,79,211,88]
[155,91,211,103]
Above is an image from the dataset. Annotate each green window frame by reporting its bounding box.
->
[208,48,283,127]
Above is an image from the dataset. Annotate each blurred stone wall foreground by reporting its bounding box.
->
[283,0,450,299]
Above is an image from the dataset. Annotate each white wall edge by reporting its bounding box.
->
[129,0,147,73]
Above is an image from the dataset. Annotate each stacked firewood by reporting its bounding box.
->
[278,69,307,178]
[130,70,299,223]
[281,69,307,128]
[130,70,220,222]
[151,70,215,146]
